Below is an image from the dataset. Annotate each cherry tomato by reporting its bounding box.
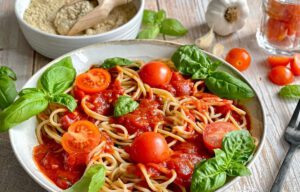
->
[267,55,291,68]
[62,120,101,154]
[203,122,238,151]
[75,68,111,93]
[268,66,294,85]
[139,61,172,87]
[225,48,251,71]
[129,132,170,164]
[291,54,300,76]
[266,18,288,44]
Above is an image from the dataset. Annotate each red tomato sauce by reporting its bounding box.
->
[33,142,86,189]
[161,72,194,97]
[113,99,164,134]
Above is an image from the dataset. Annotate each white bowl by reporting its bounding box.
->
[15,0,144,59]
[9,40,266,192]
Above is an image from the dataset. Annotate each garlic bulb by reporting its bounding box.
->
[205,0,249,36]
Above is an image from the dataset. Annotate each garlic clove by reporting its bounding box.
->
[195,28,215,51]
[212,43,225,57]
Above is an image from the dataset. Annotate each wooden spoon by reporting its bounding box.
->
[67,0,132,35]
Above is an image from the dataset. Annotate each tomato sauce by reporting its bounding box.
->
[161,72,194,97]
[33,142,86,189]
[113,99,164,134]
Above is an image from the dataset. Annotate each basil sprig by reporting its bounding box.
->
[64,164,106,192]
[191,130,255,192]
[0,57,77,132]
[279,84,300,99]
[137,9,188,39]
[172,45,255,99]
[101,57,133,69]
[114,96,139,117]
[0,66,18,110]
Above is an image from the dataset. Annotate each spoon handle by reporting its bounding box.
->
[270,144,297,192]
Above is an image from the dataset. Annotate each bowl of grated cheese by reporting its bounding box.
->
[15,0,144,59]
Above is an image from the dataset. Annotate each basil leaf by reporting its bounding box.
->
[137,25,160,39]
[209,61,221,72]
[0,76,17,110]
[155,10,166,24]
[160,18,188,36]
[101,57,133,69]
[38,57,76,94]
[0,92,48,132]
[19,88,42,97]
[222,130,256,164]
[171,45,212,78]
[0,66,17,80]
[114,96,139,117]
[142,9,166,25]
[191,158,227,192]
[64,164,105,192]
[226,162,251,176]
[205,71,255,99]
[142,10,157,25]
[51,93,77,112]
[279,85,300,99]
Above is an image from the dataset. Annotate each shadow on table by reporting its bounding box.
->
[0,133,46,192]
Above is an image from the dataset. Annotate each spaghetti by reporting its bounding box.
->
[33,59,249,192]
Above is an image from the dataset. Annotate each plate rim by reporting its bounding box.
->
[8,39,266,192]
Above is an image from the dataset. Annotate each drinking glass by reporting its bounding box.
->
[257,0,300,55]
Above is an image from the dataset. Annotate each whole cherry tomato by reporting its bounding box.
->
[129,132,170,164]
[225,48,251,71]
[290,54,300,76]
[268,66,294,85]
[139,61,172,87]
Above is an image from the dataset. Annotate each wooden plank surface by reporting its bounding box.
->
[0,0,300,191]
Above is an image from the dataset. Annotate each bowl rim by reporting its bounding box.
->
[14,0,145,39]
[8,39,266,192]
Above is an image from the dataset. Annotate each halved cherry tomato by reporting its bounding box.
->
[75,68,111,93]
[291,54,300,76]
[268,66,294,85]
[62,120,101,154]
[129,132,170,164]
[139,61,172,87]
[225,48,251,71]
[267,55,291,68]
[203,122,238,151]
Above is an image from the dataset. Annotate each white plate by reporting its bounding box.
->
[9,40,266,192]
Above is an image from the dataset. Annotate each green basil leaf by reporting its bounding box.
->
[160,18,188,36]
[64,164,106,192]
[191,158,227,192]
[142,9,157,25]
[209,61,221,72]
[205,71,255,99]
[142,9,166,25]
[0,66,17,80]
[226,162,251,176]
[191,68,209,80]
[114,96,139,117]
[279,85,300,99]
[137,25,160,39]
[0,92,48,132]
[223,130,256,164]
[19,88,42,97]
[171,45,212,77]
[38,57,76,94]
[155,10,166,24]
[51,93,77,112]
[101,57,133,69]
[0,76,17,110]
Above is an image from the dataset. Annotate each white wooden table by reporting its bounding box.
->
[0,0,300,191]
